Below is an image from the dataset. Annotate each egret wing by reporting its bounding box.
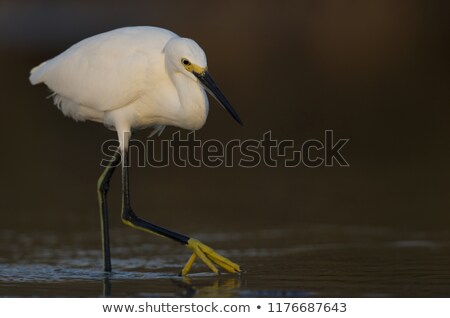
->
[30,27,177,112]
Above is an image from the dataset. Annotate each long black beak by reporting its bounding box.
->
[194,71,243,126]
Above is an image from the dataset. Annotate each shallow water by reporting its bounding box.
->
[1,225,449,297]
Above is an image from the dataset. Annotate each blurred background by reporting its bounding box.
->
[0,0,449,296]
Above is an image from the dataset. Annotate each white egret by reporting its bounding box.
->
[29,26,242,276]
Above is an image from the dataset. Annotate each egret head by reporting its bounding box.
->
[165,37,243,126]
[165,38,207,78]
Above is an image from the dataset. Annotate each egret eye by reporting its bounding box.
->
[181,58,191,66]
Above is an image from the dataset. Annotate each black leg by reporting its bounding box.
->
[97,150,121,272]
[120,149,190,245]
[113,138,240,276]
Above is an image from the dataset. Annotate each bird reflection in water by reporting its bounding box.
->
[101,274,241,297]
[172,276,241,297]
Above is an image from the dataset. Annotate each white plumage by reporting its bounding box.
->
[30,26,240,152]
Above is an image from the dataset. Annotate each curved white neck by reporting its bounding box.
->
[171,73,209,130]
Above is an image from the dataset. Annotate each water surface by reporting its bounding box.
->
[1,225,449,297]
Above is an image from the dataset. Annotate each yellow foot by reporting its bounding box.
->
[181,238,241,276]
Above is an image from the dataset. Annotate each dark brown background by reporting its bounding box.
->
[1,0,449,236]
